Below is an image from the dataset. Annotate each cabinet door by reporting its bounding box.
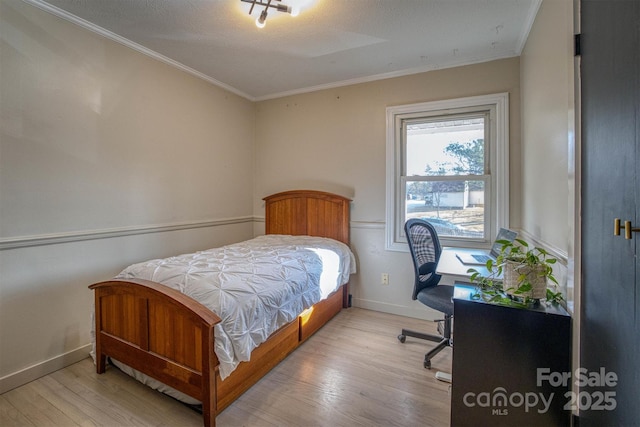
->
[580,1,639,425]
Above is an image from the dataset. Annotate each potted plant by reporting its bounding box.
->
[467,238,564,308]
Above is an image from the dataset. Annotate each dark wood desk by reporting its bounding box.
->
[451,284,571,426]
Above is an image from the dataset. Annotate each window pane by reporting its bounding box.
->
[406,117,485,177]
[405,180,484,238]
[387,94,508,250]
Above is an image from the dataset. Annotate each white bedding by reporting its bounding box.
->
[101,234,356,381]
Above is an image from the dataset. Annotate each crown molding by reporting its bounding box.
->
[21,0,255,100]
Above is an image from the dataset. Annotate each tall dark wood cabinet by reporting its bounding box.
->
[450,285,571,427]
[580,1,640,425]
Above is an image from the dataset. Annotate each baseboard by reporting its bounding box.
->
[351,297,440,321]
[0,344,92,394]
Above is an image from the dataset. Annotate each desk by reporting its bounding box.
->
[436,247,493,283]
[450,283,571,426]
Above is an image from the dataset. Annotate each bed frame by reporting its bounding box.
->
[89,190,351,427]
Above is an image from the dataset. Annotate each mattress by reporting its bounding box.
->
[91,234,356,382]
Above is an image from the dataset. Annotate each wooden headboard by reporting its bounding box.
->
[263,190,351,245]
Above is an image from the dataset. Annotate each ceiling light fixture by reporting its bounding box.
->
[241,0,298,28]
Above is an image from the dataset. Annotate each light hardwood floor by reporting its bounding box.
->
[1,308,452,427]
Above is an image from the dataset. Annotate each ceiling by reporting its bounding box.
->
[29,0,541,101]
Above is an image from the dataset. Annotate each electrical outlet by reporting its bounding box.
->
[381,273,389,285]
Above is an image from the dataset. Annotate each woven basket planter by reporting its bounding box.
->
[503,260,547,300]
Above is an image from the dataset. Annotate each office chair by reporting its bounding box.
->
[398,218,454,371]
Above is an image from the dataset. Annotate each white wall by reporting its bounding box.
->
[253,59,521,319]
[520,0,575,306]
[0,0,255,391]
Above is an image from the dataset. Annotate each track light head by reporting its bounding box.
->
[256,9,268,28]
[241,0,298,28]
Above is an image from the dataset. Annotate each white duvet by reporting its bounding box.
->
[111,234,356,380]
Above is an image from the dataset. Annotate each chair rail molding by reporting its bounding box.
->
[0,216,255,251]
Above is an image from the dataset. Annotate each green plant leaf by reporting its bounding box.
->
[466,237,564,309]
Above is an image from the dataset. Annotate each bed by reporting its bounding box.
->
[89,190,354,427]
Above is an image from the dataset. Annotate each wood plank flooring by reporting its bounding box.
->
[1,308,452,427]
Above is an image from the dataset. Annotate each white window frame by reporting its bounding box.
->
[385,93,509,251]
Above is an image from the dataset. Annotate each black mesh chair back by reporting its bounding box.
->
[405,218,442,300]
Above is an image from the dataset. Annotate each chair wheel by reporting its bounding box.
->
[424,359,431,369]
[398,334,406,343]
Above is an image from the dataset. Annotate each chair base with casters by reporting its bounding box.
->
[398,312,452,369]
[398,278,454,369]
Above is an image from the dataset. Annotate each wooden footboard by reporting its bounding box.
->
[90,279,346,427]
[90,279,222,426]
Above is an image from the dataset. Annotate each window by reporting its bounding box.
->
[386,93,509,251]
